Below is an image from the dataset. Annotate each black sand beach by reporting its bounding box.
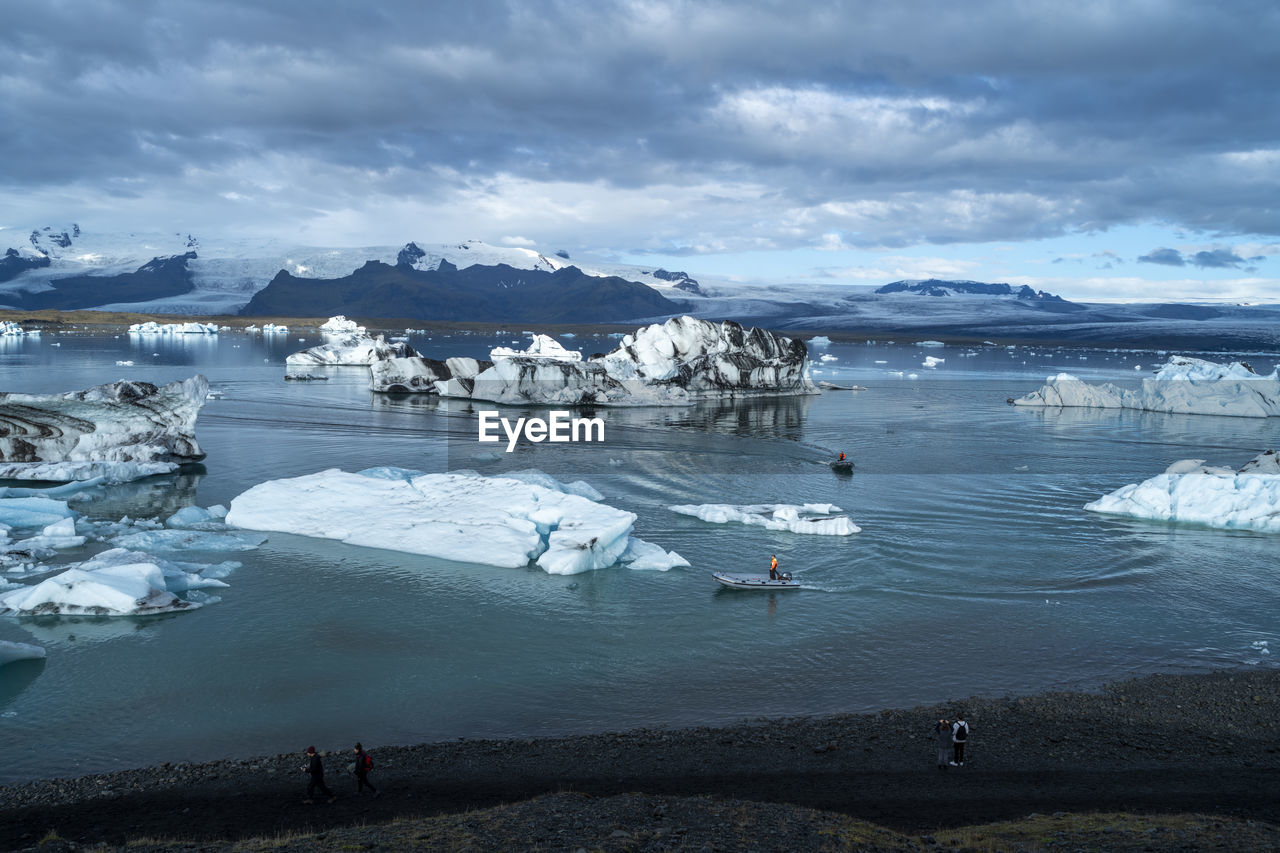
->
[2,668,1278,851]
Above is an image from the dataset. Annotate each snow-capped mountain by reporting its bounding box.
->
[0,227,701,316]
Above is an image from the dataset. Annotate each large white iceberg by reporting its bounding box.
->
[0,321,39,337]
[1084,450,1280,532]
[0,376,208,482]
[319,315,363,333]
[286,331,416,366]
[226,467,686,574]
[670,503,862,535]
[370,316,816,405]
[1015,356,1280,417]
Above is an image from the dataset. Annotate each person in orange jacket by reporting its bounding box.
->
[769,554,780,580]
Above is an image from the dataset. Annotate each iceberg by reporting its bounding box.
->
[490,334,583,362]
[1084,450,1280,532]
[0,376,207,482]
[285,331,417,366]
[1015,356,1280,417]
[225,467,685,574]
[319,315,363,333]
[128,321,219,335]
[370,316,816,405]
[0,321,39,337]
[0,639,45,666]
[670,503,862,535]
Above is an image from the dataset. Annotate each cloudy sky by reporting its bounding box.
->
[2,0,1278,300]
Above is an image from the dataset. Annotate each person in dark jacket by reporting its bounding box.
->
[302,746,336,803]
[934,718,952,769]
[951,713,970,766]
[353,742,378,796]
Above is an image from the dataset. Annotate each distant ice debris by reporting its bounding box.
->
[0,376,208,483]
[808,336,832,348]
[128,321,219,335]
[923,356,945,367]
[669,503,861,535]
[1015,356,1280,417]
[1084,450,1280,532]
[0,639,45,666]
[820,354,838,362]
[916,340,945,347]
[226,467,685,574]
[370,316,815,405]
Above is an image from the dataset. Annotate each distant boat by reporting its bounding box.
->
[712,571,800,589]
[830,458,854,475]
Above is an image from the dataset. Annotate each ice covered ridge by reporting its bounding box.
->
[0,376,208,482]
[1085,450,1280,532]
[370,316,815,405]
[670,503,861,535]
[1015,356,1280,417]
[226,467,687,574]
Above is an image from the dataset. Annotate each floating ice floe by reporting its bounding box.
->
[916,340,945,348]
[0,639,45,666]
[226,467,687,574]
[285,331,416,366]
[923,356,945,367]
[128,321,219,335]
[0,376,208,483]
[808,336,831,348]
[1084,450,1280,532]
[669,503,861,535]
[370,316,815,405]
[1015,356,1280,417]
[0,560,201,616]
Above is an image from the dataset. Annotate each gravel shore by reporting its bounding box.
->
[2,668,1278,851]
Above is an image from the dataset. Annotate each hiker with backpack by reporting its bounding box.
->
[353,741,378,796]
[950,713,970,766]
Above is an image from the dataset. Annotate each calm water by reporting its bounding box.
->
[0,328,1277,784]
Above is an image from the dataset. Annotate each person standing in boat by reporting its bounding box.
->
[838,451,846,462]
[769,554,780,580]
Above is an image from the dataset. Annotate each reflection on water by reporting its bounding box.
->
[0,658,46,709]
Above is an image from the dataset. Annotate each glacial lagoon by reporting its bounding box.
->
[1,327,1277,783]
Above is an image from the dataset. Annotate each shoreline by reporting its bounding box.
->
[3,666,1277,849]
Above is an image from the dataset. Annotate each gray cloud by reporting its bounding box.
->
[1137,248,1186,267]
[2,0,1279,252]
[1191,249,1246,268]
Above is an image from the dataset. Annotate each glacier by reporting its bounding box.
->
[1084,450,1280,532]
[225,467,687,574]
[1014,356,1280,417]
[369,316,815,405]
[670,503,862,535]
[0,376,209,482]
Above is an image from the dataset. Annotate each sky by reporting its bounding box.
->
[2,0,1278,301]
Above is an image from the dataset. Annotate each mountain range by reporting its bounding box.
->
[1,225,1277,348]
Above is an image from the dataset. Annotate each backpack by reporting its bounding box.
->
[953,722,968,742]
[363,753,374,771]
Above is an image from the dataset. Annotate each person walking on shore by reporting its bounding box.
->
[302,746,337,803]
[353,742,378,797]
[951,713,970,766]
[934,718,951,770]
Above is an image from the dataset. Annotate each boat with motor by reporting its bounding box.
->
[830,458,854,474]
[712,571,800,589]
